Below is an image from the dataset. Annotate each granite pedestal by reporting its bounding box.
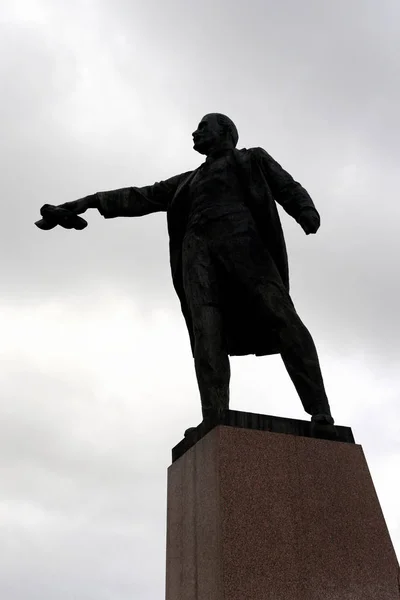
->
[165,410,399,600]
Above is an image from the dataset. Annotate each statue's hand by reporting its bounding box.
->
[58,195,97,214]
[35,196,98,231]
[298,209,320,235]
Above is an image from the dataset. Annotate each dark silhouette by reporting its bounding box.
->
[36,113,334,427]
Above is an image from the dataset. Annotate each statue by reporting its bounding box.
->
[36,113,334,429]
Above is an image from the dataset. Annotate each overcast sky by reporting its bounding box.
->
[1,0,399,598]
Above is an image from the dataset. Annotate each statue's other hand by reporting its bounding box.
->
[298,209,320,235]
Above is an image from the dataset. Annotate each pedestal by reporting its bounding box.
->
[165,411,399,600]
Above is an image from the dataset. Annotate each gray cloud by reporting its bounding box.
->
[1,0,399,597]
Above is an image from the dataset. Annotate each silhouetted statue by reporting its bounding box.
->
[36,113,334,428]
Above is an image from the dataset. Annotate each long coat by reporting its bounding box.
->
[97,147,319,356]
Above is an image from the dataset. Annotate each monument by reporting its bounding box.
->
[36,112,333,429]
[36,114,399,598]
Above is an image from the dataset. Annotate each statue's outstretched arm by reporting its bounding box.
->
[35,170,192,230]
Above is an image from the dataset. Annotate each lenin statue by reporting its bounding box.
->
[36,113,334,429]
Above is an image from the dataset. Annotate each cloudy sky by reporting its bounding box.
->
[1,0,399,597]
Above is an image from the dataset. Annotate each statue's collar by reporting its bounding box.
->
[204,147,235,165]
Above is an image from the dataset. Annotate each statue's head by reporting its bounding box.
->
[192,113,239,156]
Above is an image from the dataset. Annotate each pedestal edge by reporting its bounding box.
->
[172,410,355,462]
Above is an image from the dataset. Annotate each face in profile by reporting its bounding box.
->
[192,114,223,155]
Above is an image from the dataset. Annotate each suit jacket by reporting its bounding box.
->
[97,147,318,356]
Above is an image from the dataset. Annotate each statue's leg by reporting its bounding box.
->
[182,229,231,420]
[256,283,333,422]
[279,317,333,423]
[191,305,231,420]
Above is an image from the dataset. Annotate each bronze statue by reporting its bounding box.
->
[36,113,334,428]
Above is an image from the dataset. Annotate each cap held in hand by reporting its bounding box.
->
[35,204,88,231]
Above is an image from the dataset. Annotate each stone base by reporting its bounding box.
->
[166,410,399,600]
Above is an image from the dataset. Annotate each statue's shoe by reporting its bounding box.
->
[311,413,334,425]
[184,426,197,438]
[311,413,337,439]
[35,204,88,230]
[184,410,227,438]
